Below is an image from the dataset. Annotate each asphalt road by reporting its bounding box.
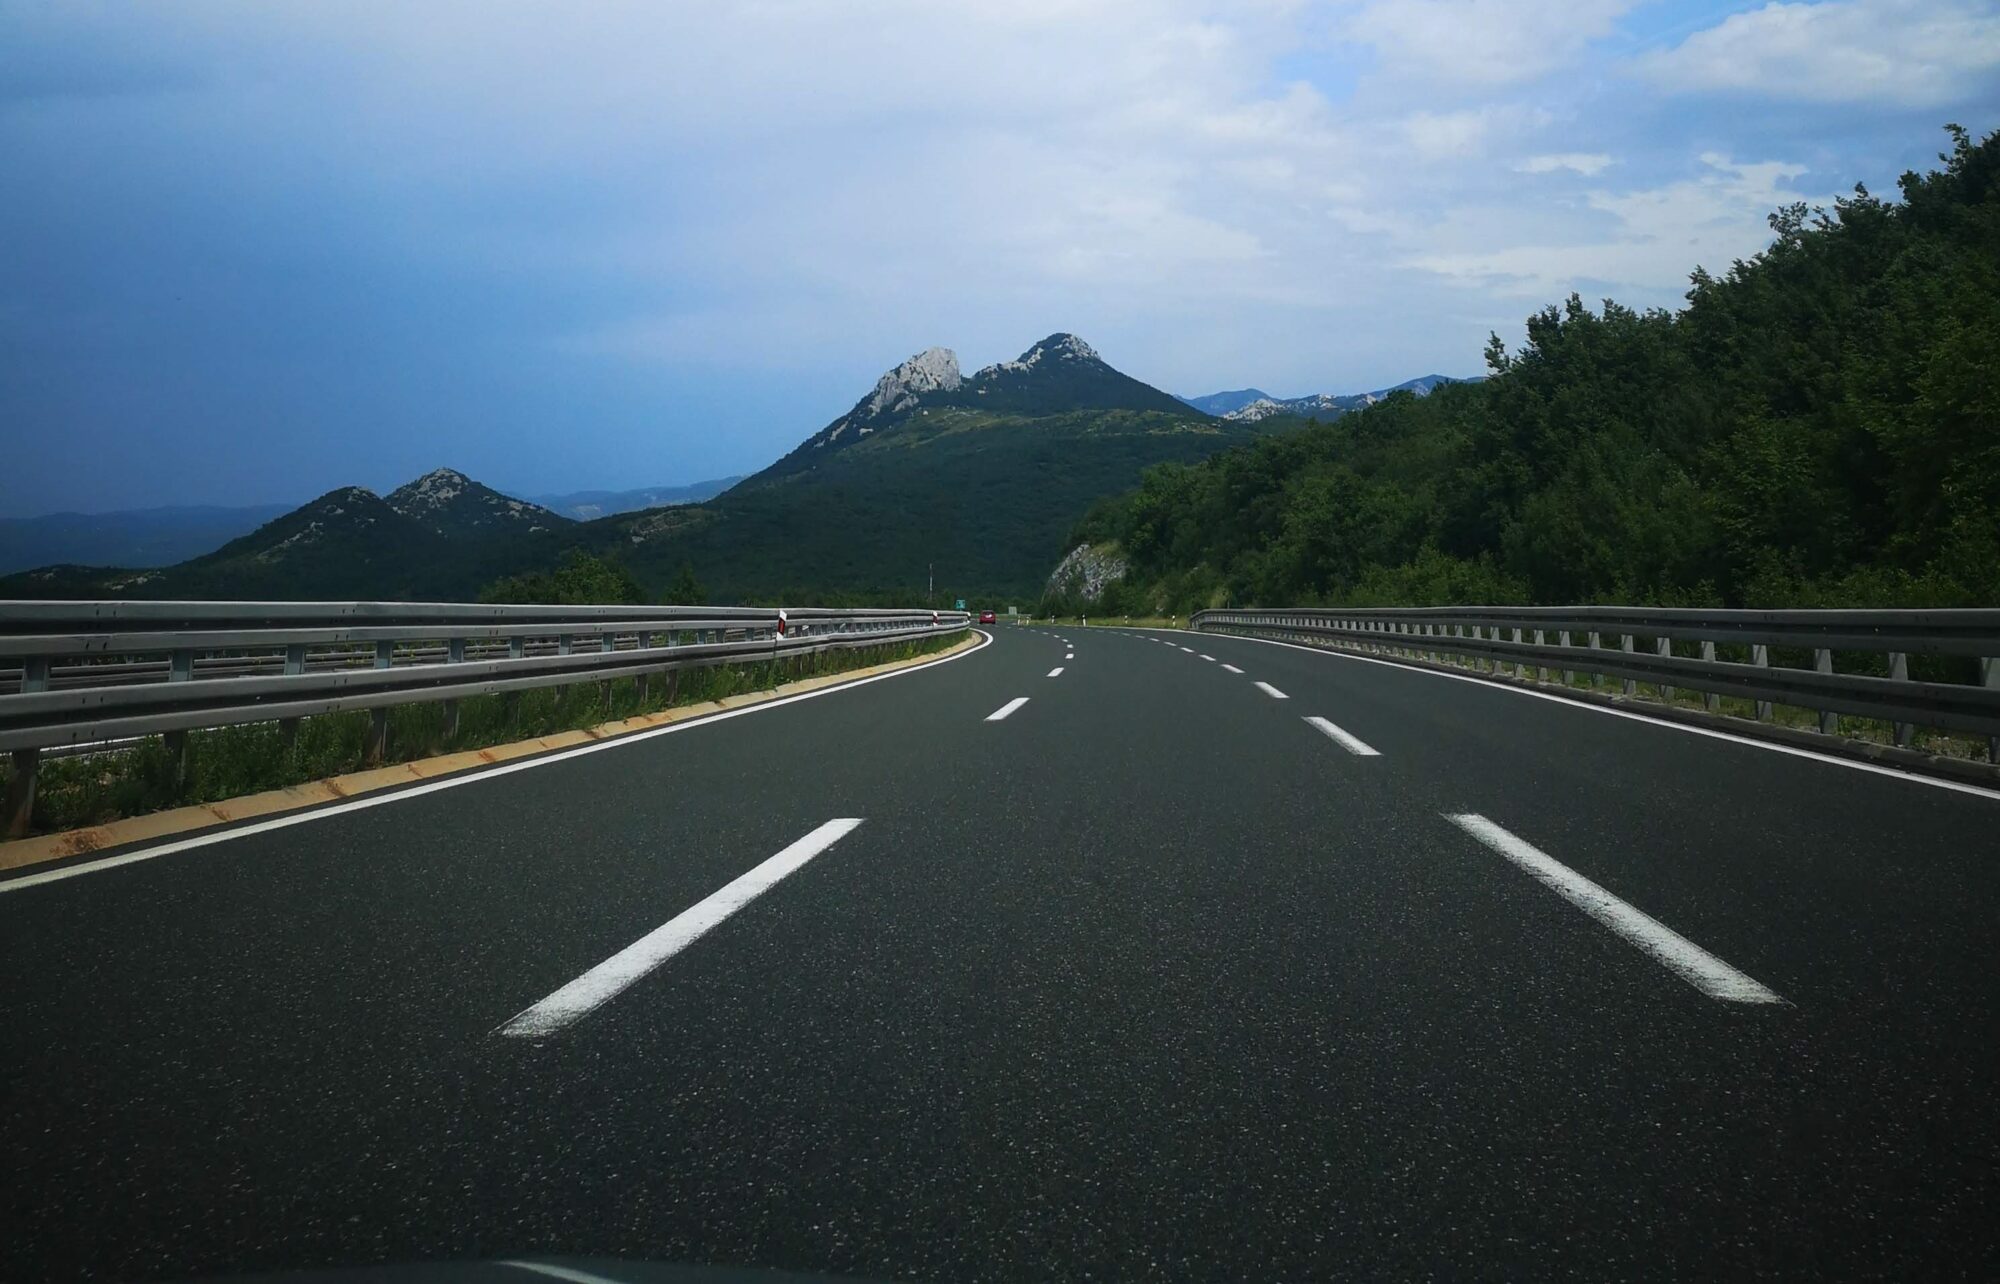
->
[5,622,1999,1282]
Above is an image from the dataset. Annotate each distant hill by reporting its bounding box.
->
[0,503,293,575]
[1176,388,1273,416]
[529,477,742,521]
[387,468,567,537]
[0,473,732,575]
[0,479,570,601]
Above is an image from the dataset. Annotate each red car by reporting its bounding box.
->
[978,610,997,624]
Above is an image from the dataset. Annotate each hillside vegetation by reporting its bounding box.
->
[1052,126,2000,617]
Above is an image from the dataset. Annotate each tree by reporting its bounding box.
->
[480,550,643,604]
[666,562,706,605]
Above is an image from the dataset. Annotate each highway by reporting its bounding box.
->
[4,622,1999,1281]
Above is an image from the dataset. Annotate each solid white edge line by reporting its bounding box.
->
[497,817,864,1038]
[1254,681,1289,700]
[1446,813,1784,1005]
[1160,627,2000,804]
[987,696,1031,721]
[1221,664,1244,674]
[1047,667,1065,678]
[0,631,995,895]
[500,1262,637,1284]
[1304,716,1381,756]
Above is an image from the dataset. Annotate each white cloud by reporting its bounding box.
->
[4,0,1964,434]
[1638,0,2000,105]
[1348,0,1634,87]
[1519,153,1614,175]
[1407,152,1817,297]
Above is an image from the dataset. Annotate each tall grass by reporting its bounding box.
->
[4,635,959,837]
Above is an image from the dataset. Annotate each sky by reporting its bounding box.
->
[2,1,1997,517]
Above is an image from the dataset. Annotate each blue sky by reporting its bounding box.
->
[2,0,1996,516]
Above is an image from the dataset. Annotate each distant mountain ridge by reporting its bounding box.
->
[530,477,741,521]
[3,335,1460,602]
[0,473,737,573]
[0,504,295,575]
[1180,373,1478,423]
[1176,388,1273,416]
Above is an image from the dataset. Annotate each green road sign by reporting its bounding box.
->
[955,599,966,610]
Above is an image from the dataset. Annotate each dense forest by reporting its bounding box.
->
[1050,126,2000,616]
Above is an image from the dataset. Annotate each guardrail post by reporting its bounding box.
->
[4,656,49,838]
[600,631,616,712]
[165,648,193,790]
[280,644,306,744]
[505,635,523,724]
[4,748,38,840]
[1534,629,1547,682]
[1587,632,1601,688]
[1753,644,1772,721]
[1701,641,1719,711]
[1657,637,1675,702]
[1559,630,1573,685]
[1620,634,1635,696]
[365,640,392,765]
[443,638,466,740]
[1511,627,1524,678]
[1983,657,1999,762]
[1814,648,1836,735]
[1888,652,1912,747]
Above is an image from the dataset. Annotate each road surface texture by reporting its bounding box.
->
[5,624,1998,1281]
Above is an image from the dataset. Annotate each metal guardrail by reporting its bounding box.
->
[0,600,970,837]
[1193,606,2000,762]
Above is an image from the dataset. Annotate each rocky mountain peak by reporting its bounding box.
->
[973,333,1101,380]
[385,469,565,534]
[858,346,962,420]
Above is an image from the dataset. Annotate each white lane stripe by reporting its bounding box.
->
[1221,664,1244,674]
[1065,652,1074,659]
[1446,813,1784,1005]
[986,697,1030,721]
[1047,667,1065,677]
[1304,716,1380,756]
[1165,627,2000,805]
[1254,681,1289,699]
[1199,654,1215,662]
[498,818,864,1038]
[0,632,992,895]
[1178,646,1194,653]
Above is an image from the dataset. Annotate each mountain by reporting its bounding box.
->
[754,334,1197,485]
[0,335,1299,603]
[1218,374,1479,423]
[386,468,568,537]
[1176,388,1273,416]
[0,476,568,601]
[562,333,1299,600]
[529,477,742,521]
[0,473,730,572]
[0,503,294,575]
